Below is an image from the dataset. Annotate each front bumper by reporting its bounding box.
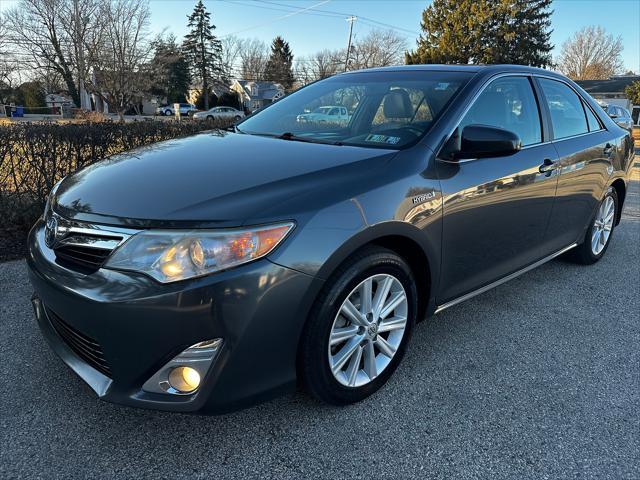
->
[27,219,322,413]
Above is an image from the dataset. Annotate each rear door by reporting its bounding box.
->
[535,77,615,251]
[437,75,560,303]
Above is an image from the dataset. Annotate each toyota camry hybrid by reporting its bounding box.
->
[27,65,634,413]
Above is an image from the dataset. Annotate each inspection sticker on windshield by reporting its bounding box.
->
[365,134,401,145]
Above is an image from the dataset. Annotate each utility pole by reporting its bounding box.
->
[344,16,357,72]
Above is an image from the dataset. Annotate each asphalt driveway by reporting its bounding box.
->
[1,179,638,479]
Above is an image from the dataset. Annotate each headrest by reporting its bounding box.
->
[383,89,413,118]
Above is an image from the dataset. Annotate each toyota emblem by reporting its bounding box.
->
[45,215,58,248]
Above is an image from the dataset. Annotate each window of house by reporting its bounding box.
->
[538,78,589,139]
[460,76,542,146]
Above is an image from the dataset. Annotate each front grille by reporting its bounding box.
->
[54,245,113,272]
[46,307,112,378]
[44,211,133,274]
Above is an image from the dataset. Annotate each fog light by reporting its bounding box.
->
[142,338,223,396]
[168,366,201,393]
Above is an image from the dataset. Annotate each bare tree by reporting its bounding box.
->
[0,15,20,107]
[3,0,96,105]
[557,26,624,80]
[85,0,152,120]
[295,49,341,86]
[220,35,242,81]
[238,38,268,81]
[347,29,408,71]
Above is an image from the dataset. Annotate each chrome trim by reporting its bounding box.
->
[142,339,223,395]
[46,211,138,251]
[434,243,578,314]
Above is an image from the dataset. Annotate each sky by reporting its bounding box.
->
[1,0,639,72]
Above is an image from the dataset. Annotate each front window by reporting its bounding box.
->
[238,71,473,149]
[460,76,542,147]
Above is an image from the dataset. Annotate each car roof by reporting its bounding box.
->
[340,64,565,79]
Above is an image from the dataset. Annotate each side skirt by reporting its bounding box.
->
[434,243,578,314]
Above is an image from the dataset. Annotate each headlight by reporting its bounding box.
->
[104,222,294,283]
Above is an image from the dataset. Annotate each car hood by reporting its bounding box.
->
[54,130,397,227]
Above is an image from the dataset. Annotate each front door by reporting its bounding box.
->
[436,75,559,303]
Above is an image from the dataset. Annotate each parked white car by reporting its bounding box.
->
[193,106,245,121]
[156,103,197,116]
[296,106,350,124]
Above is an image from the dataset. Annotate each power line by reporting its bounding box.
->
[217,0,333,38]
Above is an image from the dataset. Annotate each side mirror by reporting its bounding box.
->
[442,125,522,160]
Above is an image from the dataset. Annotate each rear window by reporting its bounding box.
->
[539,79,589,139]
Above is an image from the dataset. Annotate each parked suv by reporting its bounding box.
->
[156,103,197,116]
[28,65,634,414]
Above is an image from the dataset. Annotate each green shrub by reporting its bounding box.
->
[0,118,232,259]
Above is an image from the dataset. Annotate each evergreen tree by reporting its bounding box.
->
[150,34,191,104]
[624,81,640,106]
[264,36,295,90]
[406,0,553,67]
[183,1,222,110]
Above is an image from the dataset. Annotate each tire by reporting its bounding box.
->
[569,186,618,265]
[299,246,417,405]
[234,115,242,121]
[165,109,172,116]
[206,115,214,121]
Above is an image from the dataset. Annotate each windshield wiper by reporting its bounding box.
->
[277,132,343,146]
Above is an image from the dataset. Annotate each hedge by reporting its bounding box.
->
[0,119,232,259]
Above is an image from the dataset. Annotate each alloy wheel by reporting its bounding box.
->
[591,195,615,255]
[328,274,408,388]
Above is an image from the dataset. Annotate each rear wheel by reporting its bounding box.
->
[234,115,242,121]
[569,187,618,264]
[299,247,417,405]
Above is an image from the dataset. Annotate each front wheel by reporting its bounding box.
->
[299,246,417,405]
[569,187,618,264]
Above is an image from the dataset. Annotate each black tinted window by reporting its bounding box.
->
[539,79,588,139]
[584,103,602,131]
[461,76,542,146]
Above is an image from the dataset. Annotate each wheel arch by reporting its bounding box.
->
[315,222,439,323]
[610,178,626,225]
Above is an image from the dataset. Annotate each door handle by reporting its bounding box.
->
[603,143,614,156]
[538,158,557,176]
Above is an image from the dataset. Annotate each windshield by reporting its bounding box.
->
[238,70,473,149]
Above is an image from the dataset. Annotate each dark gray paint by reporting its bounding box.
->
[28,65,635,413]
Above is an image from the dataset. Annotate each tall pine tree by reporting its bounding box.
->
[264,36,295,90]
[150,35,191,104]
[406,0,553,67]
[183,1,222,110]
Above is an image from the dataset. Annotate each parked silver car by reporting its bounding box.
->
[193,106,245,121]
[605,104,634,131]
